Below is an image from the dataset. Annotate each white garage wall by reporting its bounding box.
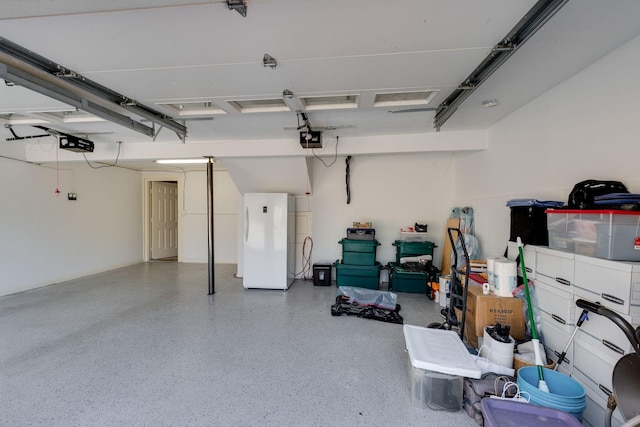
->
[144,169,241,264]
[311,151,457,279]
[8,33,640,294]
[454,33,640,259]
[0,160,142,297]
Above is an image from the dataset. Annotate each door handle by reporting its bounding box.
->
[245,207,249,242]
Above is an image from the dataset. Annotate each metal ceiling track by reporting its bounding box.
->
[0,36,187,140]
[433,0,569,131]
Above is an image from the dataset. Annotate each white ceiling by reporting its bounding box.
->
[1,0,640,188]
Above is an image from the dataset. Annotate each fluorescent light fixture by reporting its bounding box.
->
[373,91,438,107]
[158,101,226,116]
[156,158,213,164]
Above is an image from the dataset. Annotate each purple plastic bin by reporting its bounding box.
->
[480,398,582,427]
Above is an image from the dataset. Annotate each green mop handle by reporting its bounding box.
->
[517,239,545,381]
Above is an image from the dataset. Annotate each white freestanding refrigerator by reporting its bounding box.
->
[243,193,296,290]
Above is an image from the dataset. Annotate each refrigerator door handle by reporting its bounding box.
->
[244,206,249,242]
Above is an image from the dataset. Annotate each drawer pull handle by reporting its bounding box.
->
[602,339,624,355]
[555,277,571,286]
[552,314,566,325]
[599,384,612,396]
[601,293,624,305]
[553,350,570,364]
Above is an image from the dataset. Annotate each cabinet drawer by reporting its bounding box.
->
[539,318,574,370]
[574,254,640,316]
[570,373,625,427]
[573,337,620,402]
[534,280,575,328]
[506,241,536,279]
[535,247,574,290]
[574,304,637,357]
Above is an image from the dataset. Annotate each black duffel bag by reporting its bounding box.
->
[567,179,628,209]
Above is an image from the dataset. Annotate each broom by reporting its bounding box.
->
[517,237,549,392]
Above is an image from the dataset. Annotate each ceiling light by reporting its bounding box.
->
[159,101,226,116]
[374,91,439,107]
[482,99,498,108]
[228,98,289,113]
[156,158,214,164]
[301,95,358,111]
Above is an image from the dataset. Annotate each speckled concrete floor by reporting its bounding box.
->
[0,263,478,426]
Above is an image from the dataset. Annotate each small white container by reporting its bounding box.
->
[399,231,430,242]
[403,325,482,410]
[438,275,450,308]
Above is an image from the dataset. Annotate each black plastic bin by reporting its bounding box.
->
[313,264,332,286]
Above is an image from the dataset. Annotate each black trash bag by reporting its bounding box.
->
[401,261,427,272]
[486,322,511,344]
[330,295,403,324]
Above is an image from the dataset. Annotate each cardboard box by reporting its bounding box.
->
[455,283,525,349]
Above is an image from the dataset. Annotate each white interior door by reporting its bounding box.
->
[150,181,178,260]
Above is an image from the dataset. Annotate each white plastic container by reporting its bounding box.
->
[399,231,430,242]
[438,275,450,308]
[403,325,482,410]
[546,209,640,261]
[480,326,515,369]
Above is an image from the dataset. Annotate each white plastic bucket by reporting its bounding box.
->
[481,326,515,369]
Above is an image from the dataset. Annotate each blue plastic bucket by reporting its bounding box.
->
[517,367,586,420]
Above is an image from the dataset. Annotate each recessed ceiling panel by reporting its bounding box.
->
[159,101,226,116]
[301,95,358,111]
[373,90,440,107]
[228,99,289,113]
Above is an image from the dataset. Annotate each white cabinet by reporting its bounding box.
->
[576,308,637,357]
[570,372,625,427]
[534,279,575,333]
[531,246,639,427]
[535,246,574,291]
[506,241,536,279]
[538,318,574,370]
[574,254,640,318]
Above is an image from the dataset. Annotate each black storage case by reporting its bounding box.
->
[313,264,332,286]
[509,206,549,246]
[346,228,375,240]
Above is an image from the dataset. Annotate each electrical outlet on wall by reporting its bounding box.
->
[67,193,77,200]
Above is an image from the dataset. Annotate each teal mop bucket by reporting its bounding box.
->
[517,367,586,421]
